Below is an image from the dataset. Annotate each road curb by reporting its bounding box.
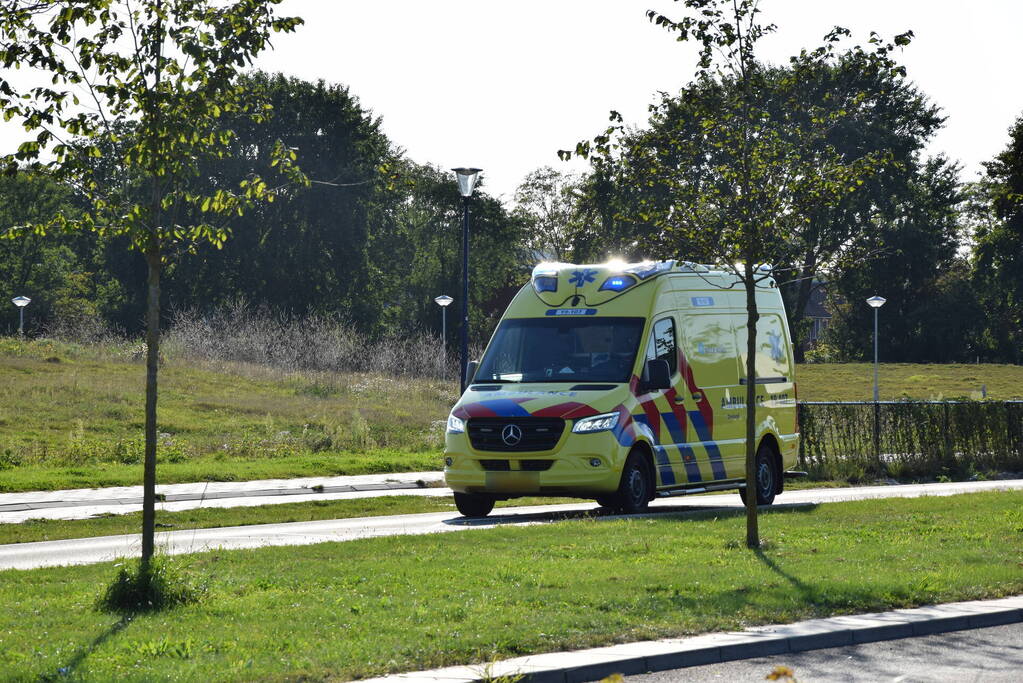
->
[362,595,1023,683]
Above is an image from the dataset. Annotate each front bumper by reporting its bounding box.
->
[443,429,625,496]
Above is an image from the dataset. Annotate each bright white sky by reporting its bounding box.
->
[4,0,1022,203]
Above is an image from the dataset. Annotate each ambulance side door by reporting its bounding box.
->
[677,307,745,481]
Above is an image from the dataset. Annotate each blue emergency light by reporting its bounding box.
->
[532,275,558,293]
[598,275,636,292]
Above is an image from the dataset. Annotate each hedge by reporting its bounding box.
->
[797,401,1023,481]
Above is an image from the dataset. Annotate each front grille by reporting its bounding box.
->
[467,417,565,452]
[479,459,510,471]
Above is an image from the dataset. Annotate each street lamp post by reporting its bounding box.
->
[434,295,453,354]
[11,296,30,336]
[452,167,482,392]
[866,295,886,470]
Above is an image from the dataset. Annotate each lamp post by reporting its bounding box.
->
[11,296,30,336]
[866,296,886,401]
[434,295,453,354]
[452,167,482,392]
[866,295,886,470]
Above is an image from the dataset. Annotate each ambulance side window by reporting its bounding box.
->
[645,317,678,376]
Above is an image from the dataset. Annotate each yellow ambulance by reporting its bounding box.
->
[443,260,800,517]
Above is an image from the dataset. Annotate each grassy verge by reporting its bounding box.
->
[0,338,450,492]
[796,362,1023,401]
[0,480,848,546]
[0,451,442,493]
[1,492,1021,681]
[0,495,583,545]
[2,337,1021,493]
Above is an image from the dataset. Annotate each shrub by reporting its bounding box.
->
[98,556,203,614]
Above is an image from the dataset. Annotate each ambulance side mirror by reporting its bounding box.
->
[465,360,479,384]
[642,359,671,391]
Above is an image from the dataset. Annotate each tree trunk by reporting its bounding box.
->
[790,248,818,363]
[744,260,760,549]
[140,241,161,568]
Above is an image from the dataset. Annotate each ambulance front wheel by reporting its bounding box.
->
[739,444,778,506]
[454,492,495,518]
[599,451,652,514]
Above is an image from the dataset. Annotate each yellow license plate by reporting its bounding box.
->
[485,471,540,492]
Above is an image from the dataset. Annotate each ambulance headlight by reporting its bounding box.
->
[598,275,636,292]
[446,414,465,434]
[572,412,620,433]
[532,275,558,293]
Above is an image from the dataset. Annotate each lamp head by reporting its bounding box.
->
[866,295,886,309]
[12,296,30,308]
[452,167,482,198]
[434,295,453,307]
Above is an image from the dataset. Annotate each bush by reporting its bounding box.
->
[98,556,203,614]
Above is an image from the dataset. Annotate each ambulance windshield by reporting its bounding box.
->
[474,317,644,384]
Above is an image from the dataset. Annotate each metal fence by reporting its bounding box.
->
[797,401,1023,480]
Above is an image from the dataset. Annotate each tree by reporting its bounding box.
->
[513,166,581,262]
[0,0,304,572]
[974,115,1023,363]
[370,161,526,345]
[158,72,395,327]
[574,52,943,360]
[821,156,974,363]
[564,0,907,547]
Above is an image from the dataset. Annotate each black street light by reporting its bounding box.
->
[866,295,886,469]
[452,167,481,392]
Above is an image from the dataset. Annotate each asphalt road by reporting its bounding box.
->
[1,479,1021,571]
[622,621,1023,682]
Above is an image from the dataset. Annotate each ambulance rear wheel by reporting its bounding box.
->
[738,444,778,506]
[454,492,495,518]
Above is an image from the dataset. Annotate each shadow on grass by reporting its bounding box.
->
[754,547,818,603]
[444,501,821,527]
[41,616,131,681]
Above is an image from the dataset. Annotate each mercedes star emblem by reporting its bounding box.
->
[501,424,523,446]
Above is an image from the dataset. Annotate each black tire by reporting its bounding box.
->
[454,492,495,517]
[739,444,778,506]
[603,452,652,514]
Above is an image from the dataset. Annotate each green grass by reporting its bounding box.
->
[0,480,843,546]
[0,491,1021,681]
[1,337,1020,494]
[797,362,1023,401]
[0,495,586,545]
[0,338,450,491]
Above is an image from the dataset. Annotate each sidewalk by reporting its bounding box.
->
[0,471,448,523]
[361,595,1023,683]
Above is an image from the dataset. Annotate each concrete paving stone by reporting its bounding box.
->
[786,628,853,652]
[562,656,647,683]
[481,659,572,683]
[833,614,916,644]
[967,608,1023,629]
[910,614,972,636]
[388,666,480,682]
[715,631,790,660]
[495,650,646,683]
[641,634,724,670]
[892,603,980,636]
